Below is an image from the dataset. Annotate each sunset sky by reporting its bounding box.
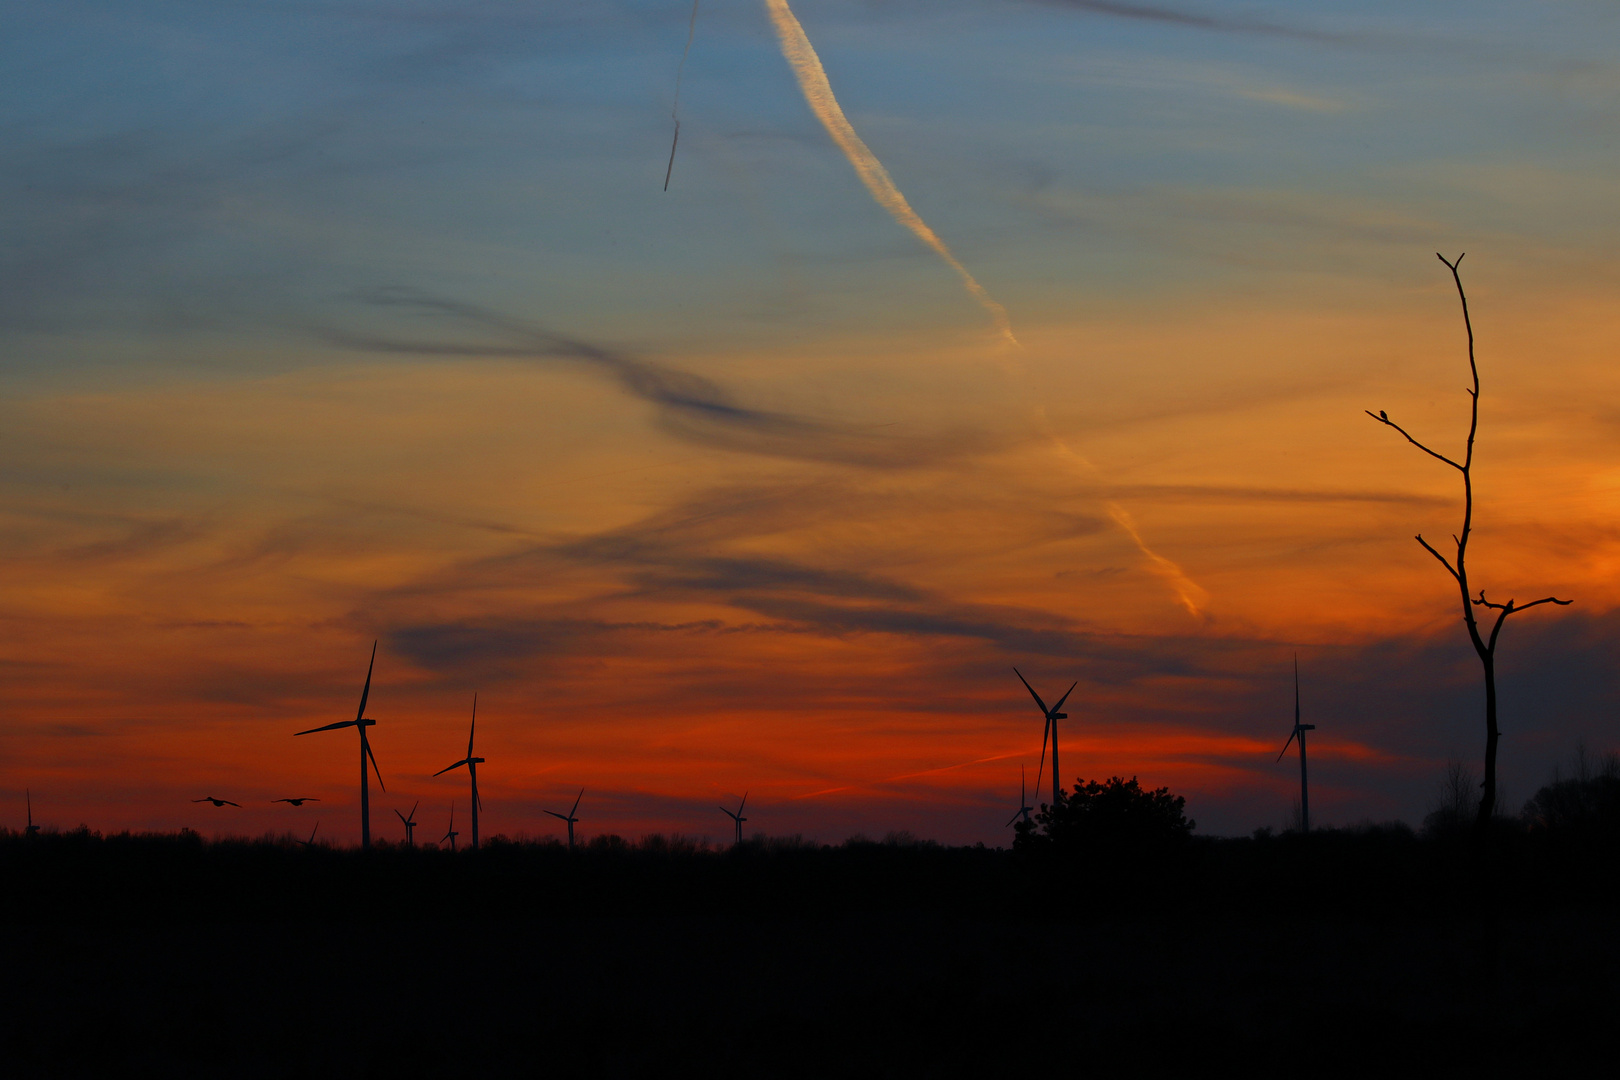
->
[6,0,1620,846]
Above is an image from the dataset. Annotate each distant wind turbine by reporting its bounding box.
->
[193,796,241,807]
[545,789,583,851]
[295,641,386,851]
[719,792,748,845]
[442,803,459,852]
[1276,656,1316,833]
[25,790,39,838]
[394,802,419,848]
[1014,669,1077,808]
[432,694,485,850]
[272,798,320,806]
[1006,766,1035,829]
[296,822,320,849]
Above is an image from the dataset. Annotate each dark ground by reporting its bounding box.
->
[2,828,1615,1076]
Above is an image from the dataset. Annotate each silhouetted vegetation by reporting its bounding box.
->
[4,761,1618,1073]
[1012,775,1194,856]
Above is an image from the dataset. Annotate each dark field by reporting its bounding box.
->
[3,828,1616,1076]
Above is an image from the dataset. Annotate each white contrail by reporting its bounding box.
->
[1105,501,1209,618]
[1039,408,1210,618]
[763,0,1016,345]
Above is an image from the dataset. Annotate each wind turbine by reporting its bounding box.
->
[394,802,419,848]
[296,822,320,849]
[1276,656,1316,833]
[442,803,458,852]
[545,789,583,851]
[1014,669,1077,808]
[295,641,386,851]
[25,790,39,838]
[719,792,748,845]
[1006,766,1035,829]
[432,694,484,850]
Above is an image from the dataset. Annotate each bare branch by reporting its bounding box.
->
[1472,592,1571,614]
[1415,534,1460,580]
[1365,411,1465,471]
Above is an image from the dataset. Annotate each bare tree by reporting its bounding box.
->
[1367,254,1570,833]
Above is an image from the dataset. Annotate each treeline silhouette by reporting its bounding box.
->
[4,771,1617,1075]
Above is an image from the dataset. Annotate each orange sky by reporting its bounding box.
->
[6,3,1620,844]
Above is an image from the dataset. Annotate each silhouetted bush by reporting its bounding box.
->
[1012,775,1194,858]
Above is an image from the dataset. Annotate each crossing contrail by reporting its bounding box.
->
[664,0,701,191]
[763,0,1016,345]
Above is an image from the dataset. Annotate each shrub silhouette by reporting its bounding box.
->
[1522,746,1620,838]
[1013,776,1194,859]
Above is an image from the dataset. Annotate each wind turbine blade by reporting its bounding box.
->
[294,719,358,736]
[1049,681,1078,714]
[571,788,583,816]
[1013,668,1050,716]
[1275,728,1299,763]
[1032,717,1049,806]
[409,801,419,821]
[367,738,386,792]
[738,792,747,815]
[394,808,408,824]
[544,810,567,821]
[356,640,376,724]
[433,759,471,777]
[468,693,477,759]
[474,783,482,813]
[1294,654,1301,727]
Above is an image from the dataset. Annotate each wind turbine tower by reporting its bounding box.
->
[1014,669,1077,807]
[442,804,458,852]
[394,802,419,848]
[433,694,485,850]
[1006,766,1035,829]
[1276,656,1316,833]
[294,641,386,850]
[719,793,748,845]
[546,789,583,851]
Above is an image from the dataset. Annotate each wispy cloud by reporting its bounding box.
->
[1026,0,1358,44]
[326,287,997,469]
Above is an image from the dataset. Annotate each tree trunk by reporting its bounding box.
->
[1475,649,1499,829]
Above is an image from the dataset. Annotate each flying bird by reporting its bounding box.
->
[272,798,320,806]
[193,796,240,807]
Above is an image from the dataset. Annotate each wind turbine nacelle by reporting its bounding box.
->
[1051,712,1067,720]
[360,718,377,727]
[469,757,486,764]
